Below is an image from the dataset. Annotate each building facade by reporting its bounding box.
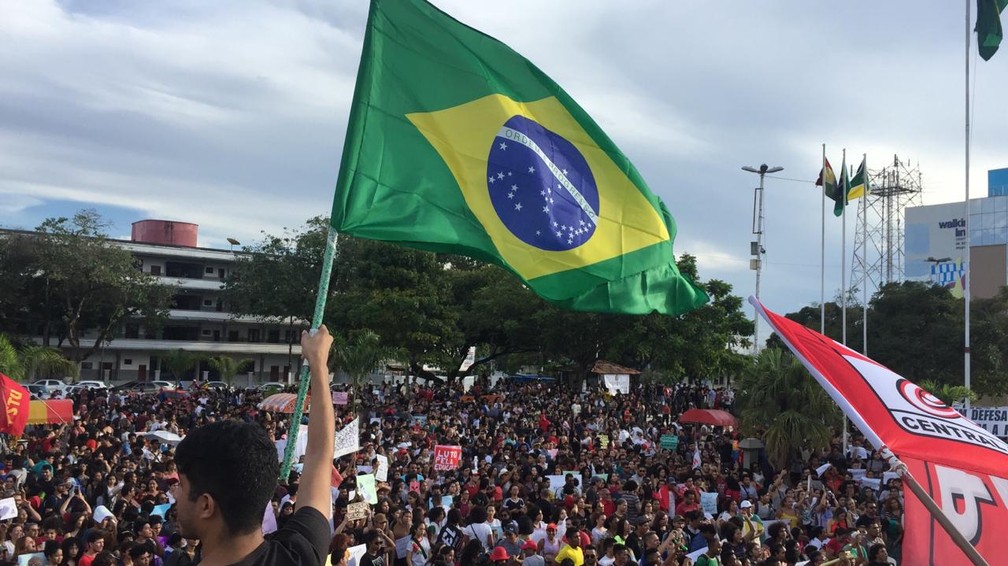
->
[8,220,301,385]
[904,170,1008,299]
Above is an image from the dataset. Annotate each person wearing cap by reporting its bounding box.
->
[539,522,561,563]
[739,500,764,546]
[497,520,522,558]
[554,527,584,566]
[522,538,545,566]
[489,546,512,564]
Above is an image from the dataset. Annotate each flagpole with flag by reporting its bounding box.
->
[814,147,837,335]
[278,0,713,478]
[848,155,870,354]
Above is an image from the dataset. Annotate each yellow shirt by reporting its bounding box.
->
[554,545,584,566]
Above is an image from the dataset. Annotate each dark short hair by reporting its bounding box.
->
[129,542,154,560]
[175,420,278,535]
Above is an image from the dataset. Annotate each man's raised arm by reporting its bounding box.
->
[295,325,335,518]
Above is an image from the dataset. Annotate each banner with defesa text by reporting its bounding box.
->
[433,445,462,471]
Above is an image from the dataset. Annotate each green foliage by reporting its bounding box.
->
[918,379,978,407]
[866,281,961,385]
[0,334,76,381]
[331,330,398,412]
[207,355,253,385]
[1,210,174,361]
[735,348,839,469]
[162,349,203,381]
[221,216,330,323]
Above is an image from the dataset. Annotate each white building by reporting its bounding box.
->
[14,219,301,384]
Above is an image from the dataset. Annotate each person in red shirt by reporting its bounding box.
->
[674,491,701,518]
[77,531,106,566]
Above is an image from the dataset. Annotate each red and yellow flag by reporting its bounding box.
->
[0,373,31,437]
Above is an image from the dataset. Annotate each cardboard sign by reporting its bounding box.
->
[332,391,349,405]
[346,501,370,521]
[433,445,462,471]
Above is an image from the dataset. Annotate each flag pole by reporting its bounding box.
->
[963,0,973,414]
[279,229,338,481]
[841,148,848,455]
[879,448,989,566]
[862,154,868,355]
[821,144,826,334]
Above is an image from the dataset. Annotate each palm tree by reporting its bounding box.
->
[0,334,76,381]
[330,330,397,416]
[918,379,978,407]
[736,348,840,470]
[207,355,253,386]
[161,349,202,383]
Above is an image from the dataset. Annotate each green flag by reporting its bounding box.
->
[830,155,850,217]
[330,0,708,316]
[847,157,870,201]
[977,0,1008,61]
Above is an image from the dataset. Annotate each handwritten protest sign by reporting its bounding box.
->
[346,501,370,521]
[700,492,718,518]
[660,434,679,450]
[375,454,389,482]
[332,391,349,405]
[433,445,462,471]
[334,418,360,459]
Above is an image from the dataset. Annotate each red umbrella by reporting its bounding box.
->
[678,408,737,428]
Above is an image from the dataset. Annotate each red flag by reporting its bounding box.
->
[0,373,31,437]
[753,298,1008,565]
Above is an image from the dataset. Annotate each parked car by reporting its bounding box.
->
[257,382,287,395]
[125,382,164,395]
[204,381,231,391]
[30,379,67,396]
[151,380,177,390]
[25,384,47,397]
[76,380,107,390]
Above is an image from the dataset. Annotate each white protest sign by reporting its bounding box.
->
[0,497,17,521]
[375,454,389,482]
[700,492,718,517]
[334,418,360,459]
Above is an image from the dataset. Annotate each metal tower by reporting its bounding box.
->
[852,155,924,298]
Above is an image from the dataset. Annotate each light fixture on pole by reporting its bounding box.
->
[227,237,241,252]
[743,163,783,355]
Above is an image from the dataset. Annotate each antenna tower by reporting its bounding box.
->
[853,155,924,299]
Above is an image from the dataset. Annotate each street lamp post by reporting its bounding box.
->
[743,163,783,355]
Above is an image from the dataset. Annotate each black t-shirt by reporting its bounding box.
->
[230,506,330,566]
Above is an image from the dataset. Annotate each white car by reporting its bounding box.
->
[76,380,107,390]
[31,379,67,395]
[151,380,177,390]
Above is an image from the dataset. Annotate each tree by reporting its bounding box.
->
[207,355,253,386]
[735,348,840,469]
[968,287,1008,398]
[0,334,76,382]
[221,216,332,371]
[329,236,460,380]
[9,210,174,362]
[918,379,978,407]
[331,330,398,414]
[867,281,961,385]
[162,349,202,383]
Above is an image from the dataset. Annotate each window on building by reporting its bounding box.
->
[267,329,280,343]
[205,266,215,274]
[151,265,162,276]
[124,359,132,366]
[248,329,261,343]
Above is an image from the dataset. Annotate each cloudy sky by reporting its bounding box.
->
[2,1,1005,344]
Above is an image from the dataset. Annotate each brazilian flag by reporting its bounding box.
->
[330,0,708,316]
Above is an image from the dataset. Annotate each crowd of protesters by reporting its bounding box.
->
[0,375,902,566]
